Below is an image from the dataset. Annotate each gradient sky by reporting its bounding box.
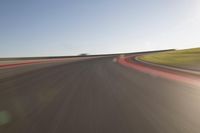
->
[0,0,200,57]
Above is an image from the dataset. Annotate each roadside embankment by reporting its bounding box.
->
[138,48,200,71]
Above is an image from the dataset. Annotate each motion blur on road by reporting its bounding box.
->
[1,0,200,133]
[0,52,200,133]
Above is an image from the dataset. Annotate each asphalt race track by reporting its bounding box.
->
[0,56,200,133]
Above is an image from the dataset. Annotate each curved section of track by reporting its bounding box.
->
[118,55,200,88]
[0,56,200,133]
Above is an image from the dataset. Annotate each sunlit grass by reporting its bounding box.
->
[139,48,200,67]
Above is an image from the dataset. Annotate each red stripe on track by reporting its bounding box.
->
[0,61,44,69]
[0,58,68,69]
[118,55,200,88]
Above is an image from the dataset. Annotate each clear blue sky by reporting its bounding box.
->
[0,0,200,57]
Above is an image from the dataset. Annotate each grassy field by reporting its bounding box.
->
[139,48,200,70]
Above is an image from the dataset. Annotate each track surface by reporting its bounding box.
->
[0,56,200,133]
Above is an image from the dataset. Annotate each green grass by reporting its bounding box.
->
[139,48,200,67]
